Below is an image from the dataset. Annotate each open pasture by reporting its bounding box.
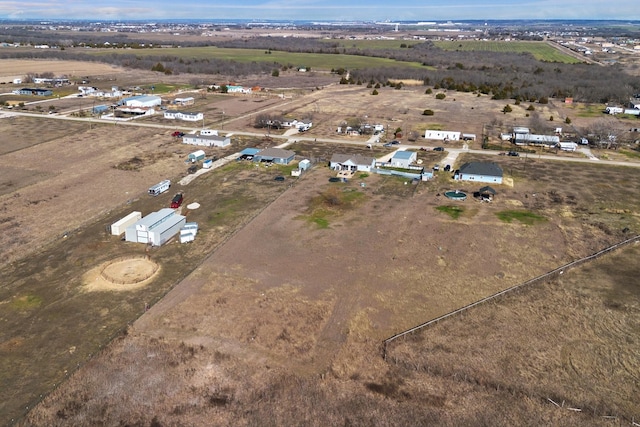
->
[433,40,582,63]
[87,46,428,71]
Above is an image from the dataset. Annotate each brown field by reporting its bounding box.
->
[0,59,639,425]
[0,59,125,82]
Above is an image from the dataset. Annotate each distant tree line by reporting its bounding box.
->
[1,31,639,103]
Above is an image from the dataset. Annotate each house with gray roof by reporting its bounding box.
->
[253,147,296,164]
[329,154,376,172]
[456,162,503,184]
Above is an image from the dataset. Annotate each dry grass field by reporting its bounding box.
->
[0,59,639,426]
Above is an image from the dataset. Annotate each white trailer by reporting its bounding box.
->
[148,179,171,196]
[110,211,142,235]
[558,141,578,152]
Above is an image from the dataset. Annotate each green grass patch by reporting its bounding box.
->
[436,205,464,219]
[358,173,370,179]
[433,40,581,63]
[617,149,640,160]
[425,123,444,130]
[320,39,419,50]
[570,103,607,118]
[87,46,427,71]
[496,210,547,225]
[11,294,43,310]
[299,187,366,228]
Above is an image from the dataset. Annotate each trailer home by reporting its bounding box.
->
[148,179,171,196]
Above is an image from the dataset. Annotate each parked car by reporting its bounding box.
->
[274,176,285,182]
[508,151,520,156]
[383,142,393,147]
[433,164,440,171]
[170,193,184,208]
[390,140,400,145]
[172,131,185,137]
[444,164,451,172]
[328,177,341,182]
[433,147,445,151]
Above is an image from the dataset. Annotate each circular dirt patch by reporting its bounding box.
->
[83,256,160,292]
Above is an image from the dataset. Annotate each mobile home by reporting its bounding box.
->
[148,179,171,196]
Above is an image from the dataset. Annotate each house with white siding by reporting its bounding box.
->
[182,133,231,147]
[164,111,204,122]
[424,130,461,141]
[329,154,376,172]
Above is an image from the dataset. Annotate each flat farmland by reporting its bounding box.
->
[433,40,582,63]
[0,59,638,426]
[22,150,640,425]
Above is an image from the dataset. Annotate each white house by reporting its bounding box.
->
[182,133,231,147]
[163,111,204,122]
[424,130,461,141]
[514,133,560,147]
[329,154,376,172]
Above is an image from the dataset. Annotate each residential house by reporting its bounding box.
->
[329,154,376,172]
[253,147,296,164]
[182,133,231,147]
[164,111,204,122]
[456,162,503,184]
[424,130,461,141]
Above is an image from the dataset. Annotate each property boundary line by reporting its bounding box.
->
[382,234,640,360]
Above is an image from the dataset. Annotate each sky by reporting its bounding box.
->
[0,0,638,22]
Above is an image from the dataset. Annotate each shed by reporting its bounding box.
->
[456,162,503,184]
[188,150,206,162]
[111,211,142,236]
[390,151,418,169]
[477,186,497,201]
[298,159,311,171]
[124,208,186,246]
[253,147,296,165]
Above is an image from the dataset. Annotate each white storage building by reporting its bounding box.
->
[121,95,162,108]
[110,211,142,236]
[125,208,186,246]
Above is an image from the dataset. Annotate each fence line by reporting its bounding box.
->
[382,234,640,359]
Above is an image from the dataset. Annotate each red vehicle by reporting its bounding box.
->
[171,131,185,137]
[170,193,184,208]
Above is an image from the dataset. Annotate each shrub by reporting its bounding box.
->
[565,117,572,124]
[435,93,446,100]
[526,105,535,111]
[371,89,379,95]
[503,105,513,113]
[425,88,433,94]
[422,109,434,116]
[271,69,279,77]
[549,115,554,121]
